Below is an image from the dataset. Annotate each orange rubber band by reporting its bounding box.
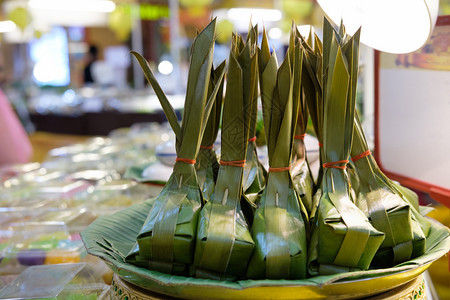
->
[200,145,214,149]
[220,160,246,167]
[269,165,291,172]
[318,142,323,147]
[176,157,196,164]
[248,136,256,143]
[351,150,371,162]
[294,134,306,140]
[323,160,349,170]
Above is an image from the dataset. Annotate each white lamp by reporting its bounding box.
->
[317,0,440,53]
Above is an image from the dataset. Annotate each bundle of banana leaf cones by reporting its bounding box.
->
[120,17,444,280]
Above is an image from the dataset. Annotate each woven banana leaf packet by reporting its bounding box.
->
[125,19,225,276]
[242,24,267,207]
[291,28,315,220]
[351,113,428,268]
[308,18,385,276]
[196,61,225,200]
[247,25,309,280]
[299,30,325,220]
[194,28,259,280]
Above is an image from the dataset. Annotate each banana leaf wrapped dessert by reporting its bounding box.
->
[196,62,225,200]
[299,31,325,220]
[194,32,256,280]
[351,114,427,267]
[291,29,314,218]
[247,27,309,279]
[243,24,267,206]
[308,19,384,275]
[126,20,225,276]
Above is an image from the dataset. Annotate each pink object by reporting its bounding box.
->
[0,89,33,165]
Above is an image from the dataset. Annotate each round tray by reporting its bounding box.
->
[81,200,450,300]
[110,273,427,300]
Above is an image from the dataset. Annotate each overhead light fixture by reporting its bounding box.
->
[0,21,17,33]
[158,60,173,75]
[317,0,439,53]
[227,8,282,22]
[268,27,282,39]
[29,0,116,13]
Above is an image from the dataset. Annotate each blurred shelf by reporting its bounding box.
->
[30,111,180,136]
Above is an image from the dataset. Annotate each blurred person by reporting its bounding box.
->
[0,88,32,165]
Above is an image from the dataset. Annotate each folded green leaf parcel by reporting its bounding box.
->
[351,114,427,268]
[298,30,324,220]
[308,19,385,275]
[247,26,309,280]
[291,28,314,219]
[126,19,225,276]
[242,24,267,206]
[194,30,257,281]
[196,61,225,200]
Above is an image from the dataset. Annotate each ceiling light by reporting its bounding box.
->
[158,60,173,75]
[0,21,17,33]
[317,0,439,53]
[268,27,282,39]
[29,0,116,13]
[227,8,282,22]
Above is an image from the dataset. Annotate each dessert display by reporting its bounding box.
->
[81,18,449,299]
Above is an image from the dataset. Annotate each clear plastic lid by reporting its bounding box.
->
[87,179,161,209]
[0,224,86,273]
[0,263,86,299]
[66,170,120,185]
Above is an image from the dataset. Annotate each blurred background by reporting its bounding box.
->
[0,0,445,138]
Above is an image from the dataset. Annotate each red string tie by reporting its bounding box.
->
[323,160,349,170]
[200,144,214,149]
[176,157,196,164]
[294,134,306,140]
[351,150,371,162]
[220,160,246,167]
[248,136,257,143]
[268,165,291,172]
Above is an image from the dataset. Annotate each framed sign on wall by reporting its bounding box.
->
[375,15,450,207]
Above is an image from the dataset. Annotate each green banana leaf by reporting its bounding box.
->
[354,113,432,238]
[81,196,449,299]
[194,31,256,280]
[243,142,266,205]
[347,162,361,198]
[309,18,384,275]
[247,26,308,280]
[290,26,315,218]
[129,19,226,276]
[292,159,314,218]
[196,61,225,199]
[242,24,267,204]
[196,148,219,200]
[299,31,324,193]
[351,113,427,267]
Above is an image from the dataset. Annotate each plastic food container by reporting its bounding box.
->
[0,263,111,299]
[87,179,162,209]
[0,162,41,182]
[0,224,86,274]
[66,170,120,185]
